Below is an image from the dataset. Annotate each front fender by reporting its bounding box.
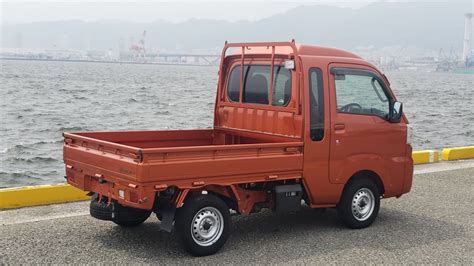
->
[331,152,406,197]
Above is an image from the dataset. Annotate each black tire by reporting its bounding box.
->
[89,194,151,227]
[90,195,114,221]
[337,178,380,229]
[112,203,151,227]
[113,214,150,227]
[175,195,231,256]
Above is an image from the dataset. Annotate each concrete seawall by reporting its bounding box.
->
[1,146,473,209]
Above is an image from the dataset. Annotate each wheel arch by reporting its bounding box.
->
[344,170,385,197]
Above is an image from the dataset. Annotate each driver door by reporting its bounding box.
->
[328,63,406,194]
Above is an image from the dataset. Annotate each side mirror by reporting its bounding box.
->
[389,101,403,123]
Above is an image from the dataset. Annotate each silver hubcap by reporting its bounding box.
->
[351,188,375,221]
[191,207,224,246]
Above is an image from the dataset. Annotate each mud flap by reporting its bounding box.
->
[159,203,176,232]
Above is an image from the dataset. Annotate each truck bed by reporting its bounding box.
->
[63,129,304,208]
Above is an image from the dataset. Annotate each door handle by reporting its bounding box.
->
[334,124,345,130]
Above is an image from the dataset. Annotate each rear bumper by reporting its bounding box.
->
[65,163,156,210]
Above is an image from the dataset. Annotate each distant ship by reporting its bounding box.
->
[452,60,474,74]
[438,13,473,74]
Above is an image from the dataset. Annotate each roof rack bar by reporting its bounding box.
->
[221,41,298,58]
[239,46,245,103]
[268,45,276,105]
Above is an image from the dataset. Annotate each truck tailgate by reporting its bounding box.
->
[63,133,141,183]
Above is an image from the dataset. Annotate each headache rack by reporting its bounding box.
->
[216,40,302,111]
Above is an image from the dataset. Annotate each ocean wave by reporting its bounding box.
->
[0,171,46,188]
[0,171,41,179]
[33,140,63,145]
[154,110,170,115]
[6,144,36,154]
[6,156,57,163]
[73,96,87,100]
[59,126,87,132]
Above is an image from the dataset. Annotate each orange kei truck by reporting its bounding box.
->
[63,41,413,256]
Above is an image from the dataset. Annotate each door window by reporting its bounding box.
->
[333,69,390,118]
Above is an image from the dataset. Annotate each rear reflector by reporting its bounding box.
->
[129,191,139,203]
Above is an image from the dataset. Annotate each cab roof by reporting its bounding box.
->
[230,43,361,59]
[296,44,361,59]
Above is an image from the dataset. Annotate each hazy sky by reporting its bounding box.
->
[1,0,380,25]
[1,0,469,25]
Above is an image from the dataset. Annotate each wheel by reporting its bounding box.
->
[89,193,151,227]
[112,203,151,227]
[337,178,380,229]
[90,195,114,221]
[113,215,150,227]
[175,195,230,256]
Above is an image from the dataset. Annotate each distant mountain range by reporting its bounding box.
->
[1,2,472,53]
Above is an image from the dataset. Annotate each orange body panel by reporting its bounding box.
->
[63,41,413,213]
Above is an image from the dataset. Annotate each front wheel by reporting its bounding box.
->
[337,179,380,229]
[175,195,230,256]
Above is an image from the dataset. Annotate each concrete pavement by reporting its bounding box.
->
[1,161,473,264]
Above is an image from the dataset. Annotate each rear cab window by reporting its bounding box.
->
[227,65,292,106]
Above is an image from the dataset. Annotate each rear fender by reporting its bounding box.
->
[173,184,268,216]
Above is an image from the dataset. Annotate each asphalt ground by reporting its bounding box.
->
[1,161,473,264]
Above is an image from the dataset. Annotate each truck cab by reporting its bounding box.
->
[63,41,413,256]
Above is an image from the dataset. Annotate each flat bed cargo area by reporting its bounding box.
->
[63,129,304,209]
[66,129,300,149]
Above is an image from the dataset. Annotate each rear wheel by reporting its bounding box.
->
[113,213,150,227]
[175,195,230,256]
[89,194,151,227]
[112,204,151,227]
[337,178,380,229]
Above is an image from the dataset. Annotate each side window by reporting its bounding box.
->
[309,68,324,141]
[334,70,389,117]
[226,65,292,106]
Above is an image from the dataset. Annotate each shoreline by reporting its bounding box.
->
[0,57,217,67]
